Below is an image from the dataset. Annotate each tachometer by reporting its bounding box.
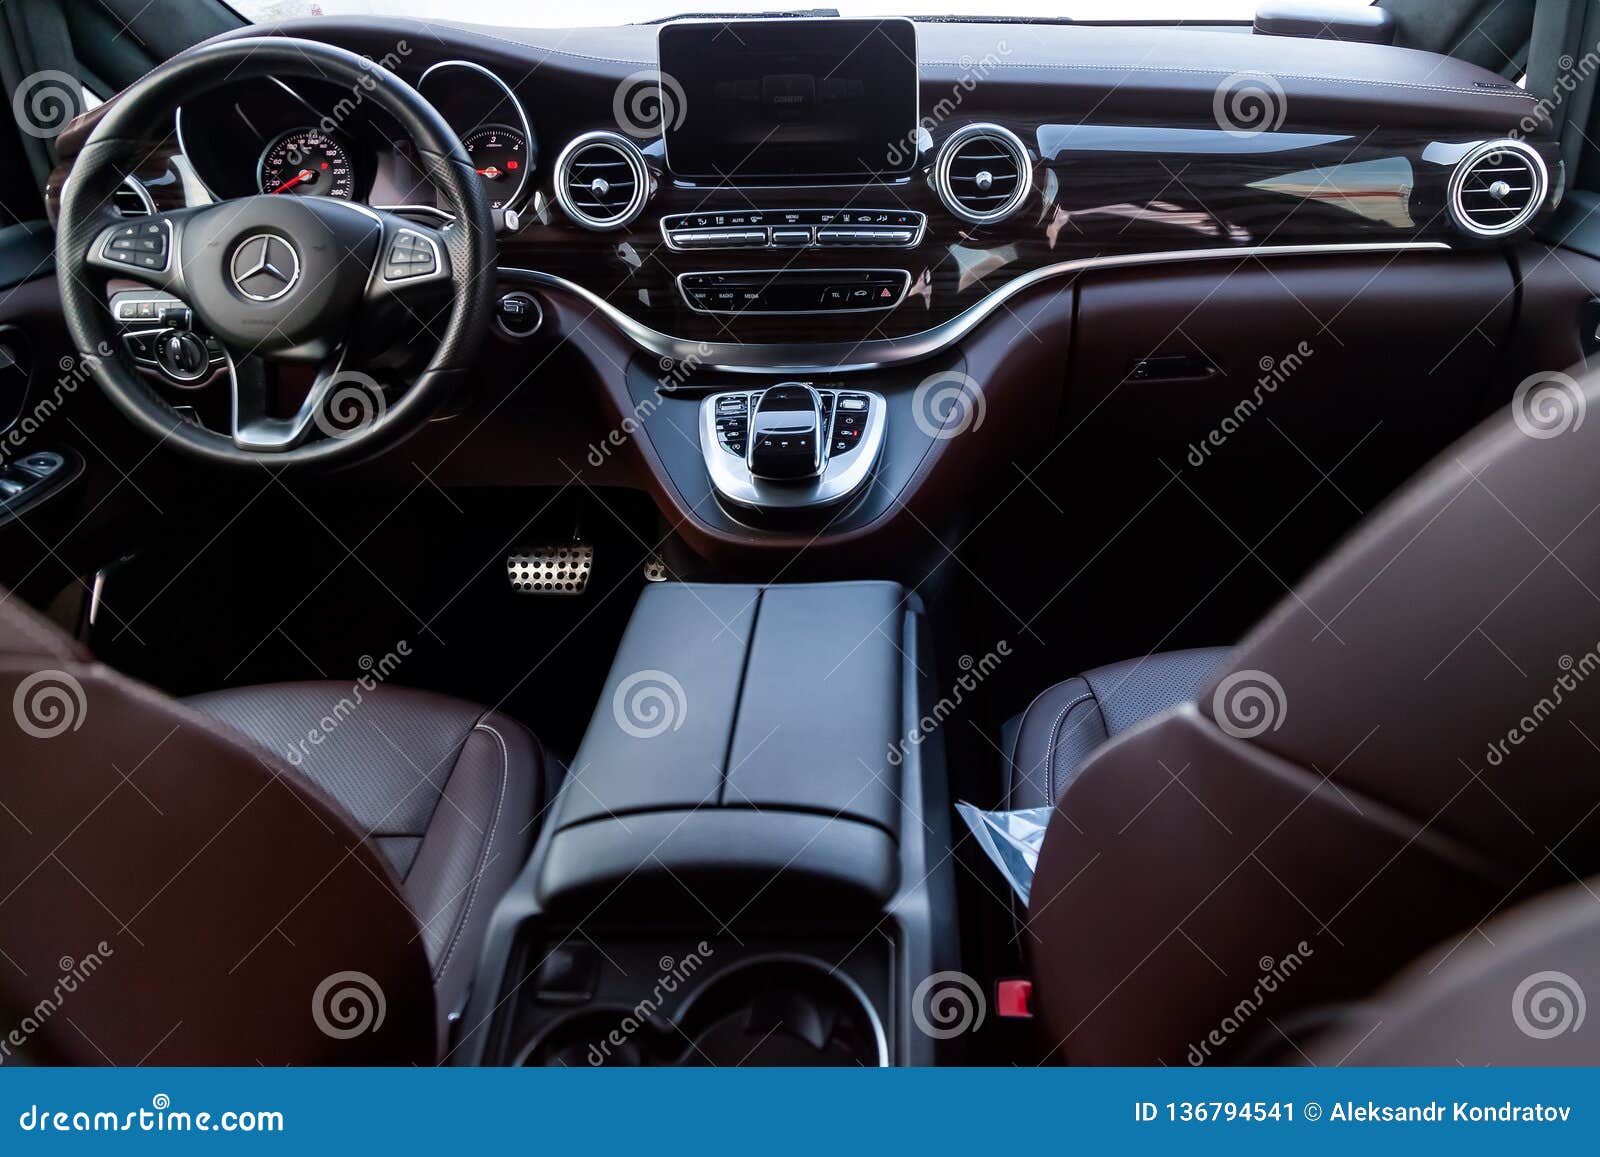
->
[463,125,528,209]
[258,128,354,199]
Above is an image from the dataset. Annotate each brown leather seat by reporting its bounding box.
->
[1023,364,1600,1066]
[0,593,554,1064]
[185,681,556,1042]
[1307,872,1600,1065]
[1002,647,1229,810]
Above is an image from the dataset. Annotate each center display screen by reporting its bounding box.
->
[657,18,919,181]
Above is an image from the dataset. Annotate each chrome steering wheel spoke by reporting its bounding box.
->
[227,344,389,452]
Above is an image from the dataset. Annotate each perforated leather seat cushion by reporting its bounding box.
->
[1002,648,1229,809]
[186,682,557,1032]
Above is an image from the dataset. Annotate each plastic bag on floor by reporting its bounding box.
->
[955,801,1055,906]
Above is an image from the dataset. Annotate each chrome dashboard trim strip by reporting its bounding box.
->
[499,240,1451,375]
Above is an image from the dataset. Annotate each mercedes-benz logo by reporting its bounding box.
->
[229,234,300,302]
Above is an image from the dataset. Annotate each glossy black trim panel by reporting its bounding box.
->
[501,241,1450,373]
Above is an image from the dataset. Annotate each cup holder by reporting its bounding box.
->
[516,1006,671,1067]
[675,957,886,1066]
[517,956,886,1067]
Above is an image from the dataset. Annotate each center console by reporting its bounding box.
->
[458,581,958,1066]
[700,384,887,510]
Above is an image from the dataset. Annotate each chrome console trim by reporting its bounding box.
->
[499,240,1451,374]
[701,388,887,511]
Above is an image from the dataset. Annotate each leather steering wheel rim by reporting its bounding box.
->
[55,36,496,468]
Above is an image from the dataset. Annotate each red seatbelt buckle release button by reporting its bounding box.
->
[996,978,1033,1019]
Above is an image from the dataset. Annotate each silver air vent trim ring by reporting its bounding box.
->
[932,122,1033,226]
[115,175,156,217]
[554,130,650,231]
[1447,137,1548,238]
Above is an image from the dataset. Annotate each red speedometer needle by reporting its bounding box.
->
[476,166,502,178]
[269,169,313,194]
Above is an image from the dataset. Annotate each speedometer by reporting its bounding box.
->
[258,128,355,199]
[463,125,528,209]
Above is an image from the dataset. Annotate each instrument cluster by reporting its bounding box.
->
[175,62,536,214]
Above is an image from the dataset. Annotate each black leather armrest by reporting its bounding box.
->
[538,581,917,913]
[1254,2,1396,44]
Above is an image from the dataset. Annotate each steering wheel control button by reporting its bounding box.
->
[102,222,170,271]
[229,234,301,301]
[384,229,440,281]
[494,291,543,339]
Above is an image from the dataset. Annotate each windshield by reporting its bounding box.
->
[232,1,1287,26]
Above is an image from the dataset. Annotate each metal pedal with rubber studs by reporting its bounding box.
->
[508,545,593,595]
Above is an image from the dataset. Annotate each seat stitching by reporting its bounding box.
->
[432,722,509,984]
[1006,681,1066,809]
[1044,691,1097,804]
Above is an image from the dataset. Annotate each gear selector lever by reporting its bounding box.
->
[747,383,824,480]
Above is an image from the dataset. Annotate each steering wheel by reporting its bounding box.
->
[55,37,496,467]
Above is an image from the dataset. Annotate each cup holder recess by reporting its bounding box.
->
[517,956,887,1067]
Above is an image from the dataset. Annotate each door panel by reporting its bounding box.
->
[996,251,1521,669]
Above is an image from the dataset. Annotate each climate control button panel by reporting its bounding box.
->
[662,208,924,251]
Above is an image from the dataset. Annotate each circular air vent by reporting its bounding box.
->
[113,176,154,218]
[555,131,650,231]
[932,123,1032,226]
[1447,139,1548,238]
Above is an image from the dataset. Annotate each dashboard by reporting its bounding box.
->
[60,14,1558,376]
[41,14,1562,551]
